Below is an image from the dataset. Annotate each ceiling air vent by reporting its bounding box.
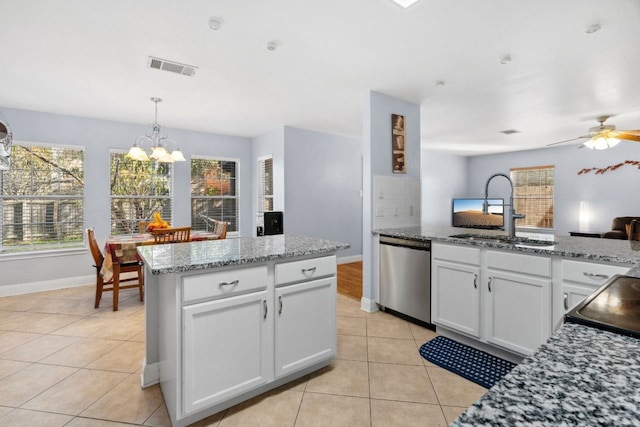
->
[148,56,198,77]
[500,129,521,135]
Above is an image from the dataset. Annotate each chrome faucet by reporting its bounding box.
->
[483,173,525,239]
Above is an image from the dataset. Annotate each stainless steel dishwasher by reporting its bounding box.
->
[379,235,433,328]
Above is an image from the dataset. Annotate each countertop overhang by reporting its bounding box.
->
[137,234,350,275]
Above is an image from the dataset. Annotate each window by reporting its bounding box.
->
[191,157,238,233]
[258,156,274,213]
[1,143,84,253]
[110,151,172,235]
[511,166,554,229]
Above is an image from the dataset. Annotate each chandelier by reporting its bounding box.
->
[126,97,185,163]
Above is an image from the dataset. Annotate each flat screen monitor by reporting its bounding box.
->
[452,198,504,229]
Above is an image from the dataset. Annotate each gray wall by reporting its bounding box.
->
[0,107,365,295]
[467,143,640,235]
[283,126,362,258]
[251,128,286,235]
[421,149,469,226]
[363,91,421,307]
[0,107,252,293]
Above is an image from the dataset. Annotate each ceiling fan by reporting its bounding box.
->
[548,115,640,149]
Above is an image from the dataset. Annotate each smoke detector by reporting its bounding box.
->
[148,56,198,77]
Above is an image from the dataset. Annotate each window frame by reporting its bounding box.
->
[190,155,240,237]
[257,155,274,215]
[510,165,555,230]
[0,140,85,254]
[109,149,174,235]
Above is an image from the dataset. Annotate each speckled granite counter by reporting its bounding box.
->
[375,225,640,268]
[137,234,350,275]
[452,322,640,426]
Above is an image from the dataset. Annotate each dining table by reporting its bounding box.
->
[100,230,221,282]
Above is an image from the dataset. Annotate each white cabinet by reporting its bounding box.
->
[158,254,338,427]
[432,243,552,356]
[485,250,552,355]
[182,290,272,414]
[558,259,629,315]
[432,247,481,338]
[275,277,336,377]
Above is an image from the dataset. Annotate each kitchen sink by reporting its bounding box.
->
[449,233,557,247]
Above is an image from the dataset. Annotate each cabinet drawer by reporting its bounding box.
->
[432,243,480,265]
[487,250,551,277]
[182,265,269,304]
[561,260,629,285]
[275,256,336,285]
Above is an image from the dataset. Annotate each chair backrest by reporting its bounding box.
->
[152,227,191,244]
[213,220,228,239]
[139,221,150,233]
[87,228,104,268]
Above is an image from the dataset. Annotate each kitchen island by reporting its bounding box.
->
[137,234,349,427]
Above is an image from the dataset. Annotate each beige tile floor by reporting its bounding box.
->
[0,285,487,426]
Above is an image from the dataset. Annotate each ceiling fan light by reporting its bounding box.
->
[593,137,609,150]
[607,137,620,148]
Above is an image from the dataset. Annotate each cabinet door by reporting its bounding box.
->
[182,290,272,415]
[431,259,481,338]
[485,270,551,355]
[561,283,598,313]
[275,277,336,378]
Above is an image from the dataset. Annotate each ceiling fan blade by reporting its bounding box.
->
[546,135,590,146]
[616,131,640,142]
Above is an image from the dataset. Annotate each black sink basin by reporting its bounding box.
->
[449,233,557,247]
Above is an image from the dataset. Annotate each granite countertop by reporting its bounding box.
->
[375,226,640,271]
[452,322,640,426]
[137,234,349,275]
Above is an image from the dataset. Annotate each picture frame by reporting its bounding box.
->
[391,114,405,173]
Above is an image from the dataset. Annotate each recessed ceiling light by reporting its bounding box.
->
[500,55,512,65]
[500,129,520,135]
[436,81,445,88]
[388,0,422,8]
[585,24,601,34]
[267,42,277,51]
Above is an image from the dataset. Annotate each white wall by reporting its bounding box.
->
[283,126,362,258]
[467,143,640,235]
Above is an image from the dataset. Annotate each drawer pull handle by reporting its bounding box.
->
[564,292,569,310]
[583,272,608,279]
[301,267,317,274]
[263,300,268,319]
[219,280,239,287]
[488,277,492,292]
[279,295,283,314]
[473,274,478,289]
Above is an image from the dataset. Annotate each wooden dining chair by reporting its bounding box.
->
[139,221,150,233]
[151,226,192,244]
[87,228,144,311]
[213,220,229,239]
[628,220,640,241]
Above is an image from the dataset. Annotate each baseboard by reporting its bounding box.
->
[0,275,93,297]
[360,296,379,313]
[337,254,362,264]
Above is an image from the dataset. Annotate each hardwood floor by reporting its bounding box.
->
[337,261,362,300]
